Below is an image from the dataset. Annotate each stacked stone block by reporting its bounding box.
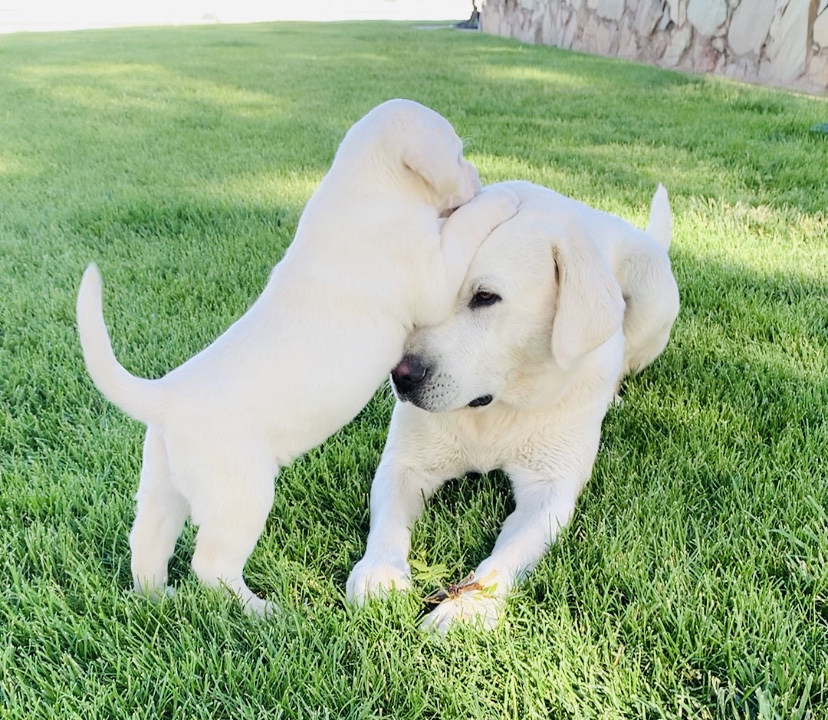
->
[481,0,828,94]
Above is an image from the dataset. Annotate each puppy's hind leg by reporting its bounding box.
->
[130,427,190,600]
[188,452,276,617]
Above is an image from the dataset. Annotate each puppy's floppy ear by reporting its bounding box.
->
[402,139,462,200]
[551,229,625,370]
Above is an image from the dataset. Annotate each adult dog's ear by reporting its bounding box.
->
[551,228,625,370]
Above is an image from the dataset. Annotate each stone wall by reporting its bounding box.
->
[480,0,828,94]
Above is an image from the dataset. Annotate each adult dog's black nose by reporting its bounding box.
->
[391,355,429,396]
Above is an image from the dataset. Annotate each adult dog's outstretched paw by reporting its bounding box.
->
[421,590,504,634]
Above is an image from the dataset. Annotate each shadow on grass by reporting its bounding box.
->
[1,21,826,219]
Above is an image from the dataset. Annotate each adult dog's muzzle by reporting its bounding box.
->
[391,354,430,402]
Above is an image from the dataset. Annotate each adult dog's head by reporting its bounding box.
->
[333,98,482,214]
[391,181,626,413]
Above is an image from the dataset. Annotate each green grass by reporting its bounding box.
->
[1,19,827,719]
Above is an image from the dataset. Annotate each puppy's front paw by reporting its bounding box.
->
[421,590,504,634]
[346,558,412,605]
[474,185,520,224]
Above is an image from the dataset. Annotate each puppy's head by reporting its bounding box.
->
[399,109,481,213]
[337,99,481,213]
[391,183,625,413]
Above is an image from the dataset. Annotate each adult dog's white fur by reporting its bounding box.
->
[346,181,679,632]
[76,99,518,615]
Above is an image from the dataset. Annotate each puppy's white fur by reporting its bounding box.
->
[77,99,518,615]
[346,181,679,632]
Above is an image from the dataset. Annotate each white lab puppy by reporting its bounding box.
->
[347,181,679,632]
[76,99,518,615]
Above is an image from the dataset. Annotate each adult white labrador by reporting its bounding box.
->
[346,181,679,632]
[76,99,518,615]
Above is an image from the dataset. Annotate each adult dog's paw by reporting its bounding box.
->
[421,590,504,634]
[346,558,412,605]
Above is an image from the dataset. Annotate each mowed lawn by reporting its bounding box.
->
[1,19,827,719]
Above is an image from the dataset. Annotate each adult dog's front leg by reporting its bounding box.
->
[422,472,586,633]
[347,454,449,605]
[422,419,602,633]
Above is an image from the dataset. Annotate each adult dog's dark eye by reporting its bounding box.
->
[469,290,501,309]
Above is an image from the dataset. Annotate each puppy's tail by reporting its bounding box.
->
[77,264,163,425]
[646,184,672,252]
